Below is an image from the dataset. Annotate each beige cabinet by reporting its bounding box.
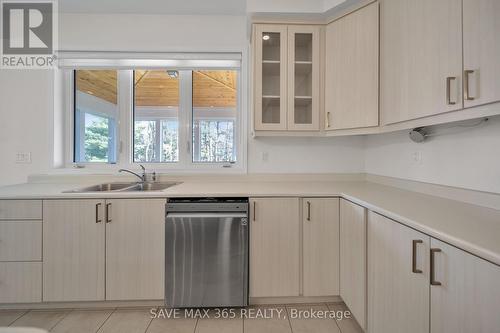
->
[380,0,463,125]
[43,199,106,302]
[0,221,42,261]
[254,25,288,131]
[463,0,500,108]
[253,24,320,132]
[0,262,42,303]
[287,26,321,131]
[302,198,339,296]
[339,199,366,330]
[105,199,166,300]
[368,211,430,333]
[325,2,379,131]
[43,198,165,302]
[249,198,300,297]
[430,238,500,333]
[0,200,42,220]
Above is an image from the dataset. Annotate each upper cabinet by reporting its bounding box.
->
[462,0,500,108]
[325,2,379,130]
[254,25,288,131]
[254,24,321,132]
[380,0,463,125]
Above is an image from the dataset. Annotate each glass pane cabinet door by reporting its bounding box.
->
[255,25,287,131]
[288,26,320,130]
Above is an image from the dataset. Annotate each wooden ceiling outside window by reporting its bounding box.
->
[75,70,237,108]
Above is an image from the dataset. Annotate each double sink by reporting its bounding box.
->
[64,182,180,193]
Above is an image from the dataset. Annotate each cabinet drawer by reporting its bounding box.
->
[0,200,42,220]
[0,262,42,303]
[0,222,42,261]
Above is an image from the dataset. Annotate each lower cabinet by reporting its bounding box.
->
[302,198,339,296]
[339,199,367,330]
[430,238,500,333]
[368,211,500,333]
[43,199,165,302]
[249,197,340,299]
[43,199,106,302]
[105,199,165,300]
[0,262,42,303]
[367,211,430,333]
[249,198,300,297]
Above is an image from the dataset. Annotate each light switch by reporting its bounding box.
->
[15,152,32,164]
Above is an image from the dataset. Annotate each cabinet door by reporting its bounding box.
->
[249,198,300,297]
[302,198,339,296]
[43,199,105,301]
[325,2,379,130]
[105,199,166,300]
[463,0,500,108]
[368,212,430,333]
[254,25,288,131]
[287,25,320,131]
[380,0,462,125]
[430,238,500,333]
[339,199,366,329]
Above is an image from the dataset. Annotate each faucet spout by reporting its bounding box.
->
[118,168,145,182]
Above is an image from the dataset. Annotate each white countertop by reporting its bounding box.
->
[0,179,499,266]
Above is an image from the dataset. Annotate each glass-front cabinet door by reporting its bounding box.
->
[254,25,288,131]
[287,26,320,131]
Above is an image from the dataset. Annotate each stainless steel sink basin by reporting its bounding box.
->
[64,182,180,193]
[126,182,181,192]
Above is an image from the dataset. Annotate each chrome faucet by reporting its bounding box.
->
[118,165,146,182]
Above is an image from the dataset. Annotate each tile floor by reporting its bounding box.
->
[0,302,363,333]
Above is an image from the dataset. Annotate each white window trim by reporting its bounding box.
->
[61,52,247,174]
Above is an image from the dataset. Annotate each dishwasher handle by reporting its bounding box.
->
[166,212,248,219]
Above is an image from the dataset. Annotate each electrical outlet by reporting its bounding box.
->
[15,152,32,164]
[412,151,423,165]
[261,152,269,162]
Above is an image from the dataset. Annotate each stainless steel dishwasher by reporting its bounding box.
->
[165,198,249,308]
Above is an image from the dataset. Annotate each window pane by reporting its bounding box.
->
[192,70,237,163]
[133,70,179,163]
[74,70,118,163]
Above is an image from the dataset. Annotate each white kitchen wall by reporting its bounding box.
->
[247,0,346,13]
[0,70,54,186]
[364,116,500,194]
[248,136,365,173]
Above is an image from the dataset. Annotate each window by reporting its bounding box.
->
[133,70,179,163]
[74,70,118,163]
[192,70,237,163]
[67,56,243,171]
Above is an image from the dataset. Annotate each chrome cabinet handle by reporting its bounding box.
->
[326,112,331,128]
[464,70,475,101]
[446,77,457,105]
[306,201,311,221]
[412,240,423,273]
[106,203,112,223]
[253,202,256,221]
[95,203,102,223]
[430,248,442,286]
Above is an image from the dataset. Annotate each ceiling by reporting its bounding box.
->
[76,70,237,108]
[59,0,246,15]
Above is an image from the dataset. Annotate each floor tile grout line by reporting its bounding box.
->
[8,309,31,326]
[5,310,28,326]
[48,308,73,332]
[193,317,199,333]
[285,306,294,333]
[95,307,117,333]
[142,317,154,333]
[326,302,344,333]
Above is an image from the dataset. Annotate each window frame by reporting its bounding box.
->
[62,59,246,173]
